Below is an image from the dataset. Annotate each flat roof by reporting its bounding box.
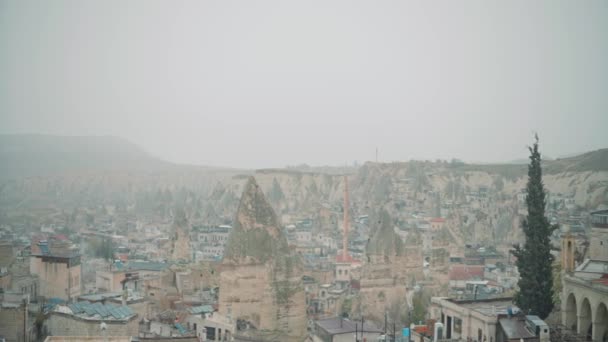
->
[499,317,536,339]
[316,317,383,335]
[54,301,136,321]
[78,292,122,302]
[442,297,516,317]
[44,337,131,342]
[575,259,608,274]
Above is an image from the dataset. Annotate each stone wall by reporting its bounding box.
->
[96,270,125,292]
[30,257,81,300]
[0,240,15,268]
[219,264,272,328]
[590,227,608,262]
[219,263,306,342]
[0,305,27,342]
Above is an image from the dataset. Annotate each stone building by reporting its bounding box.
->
[96,261,169,293]
[184,310,235,341]
[30,240,81,301]
[589,210,608,262]
[44,337,132,342]
[0,239,16,294]
[45,302,138,337]
[0,301,31,342]
[312,317,382,342]
[561,209,608,341]
[429,297,516,341]
[218,177,306,342]
[0,239,15,271]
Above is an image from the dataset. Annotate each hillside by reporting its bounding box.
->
[0,134,168,179]
[201,150,608,249]
[0,135,606,244]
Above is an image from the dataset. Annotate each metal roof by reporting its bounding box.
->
[124,261,169,272]
[174,323,188,335]
[187,305,214,314]
[39,243,50,255]
[498,317,536,339]
[66,301,134,320]
[78,292,122,302]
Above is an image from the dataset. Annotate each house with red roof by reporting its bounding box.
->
[449,265,485,290]
[430,218,446,230]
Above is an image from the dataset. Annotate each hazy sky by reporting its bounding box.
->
[1,1,607,168]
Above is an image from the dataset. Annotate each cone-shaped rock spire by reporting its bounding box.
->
[223,176,290,265]
[366,208,404,257]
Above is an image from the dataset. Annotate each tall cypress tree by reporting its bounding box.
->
[512,135,556,318]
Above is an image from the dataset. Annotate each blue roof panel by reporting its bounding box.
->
[67,301,133,320]
[175,323,188,335]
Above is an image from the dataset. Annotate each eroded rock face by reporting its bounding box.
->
[171,207,192,262]
[219,177,306,342]
[366,209,404,259]
[364,209,422,271]
[359,209,422,323]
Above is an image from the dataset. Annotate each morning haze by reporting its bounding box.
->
[2,2,608,342]
[1,0,607,168]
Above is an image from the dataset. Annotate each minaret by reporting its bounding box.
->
[342,175,350,261]
[561,225,575,273]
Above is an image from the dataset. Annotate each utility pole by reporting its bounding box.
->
[23,297,28,342]
[384,310,387,335]
[361,316,364,342]
[393,322,396,342]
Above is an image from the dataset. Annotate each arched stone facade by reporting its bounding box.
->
[562,275,608,341]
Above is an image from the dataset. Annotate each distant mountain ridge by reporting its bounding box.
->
[0,134,169,179]
[1,134,606,181]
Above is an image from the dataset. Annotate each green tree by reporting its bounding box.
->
[101,238,114,261]
[410,292,429,324]
[512,136,556,319]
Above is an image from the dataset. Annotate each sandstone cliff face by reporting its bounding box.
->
[219,177,306,342]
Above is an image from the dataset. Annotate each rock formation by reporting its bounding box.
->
[170,207,192,262]
[219,177,306,342]
[366,209,404,261]
[357,209,423,323]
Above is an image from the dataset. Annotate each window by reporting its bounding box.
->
[454,318,462,333]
